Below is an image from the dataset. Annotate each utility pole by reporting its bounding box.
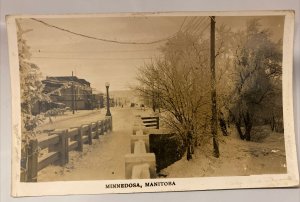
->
[75,86,77,111]
[72,71,75,114]
[105,82,111,116]
[210,16,220,158]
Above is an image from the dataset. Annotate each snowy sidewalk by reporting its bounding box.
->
[38,108,136,181]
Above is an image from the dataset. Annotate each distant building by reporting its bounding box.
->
[92,93,104,109]
[43,76,93,110]
[38,76,94,112]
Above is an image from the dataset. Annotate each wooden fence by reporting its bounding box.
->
[125,116,157,179]
[141,116,159,129]
[21,116,112,182]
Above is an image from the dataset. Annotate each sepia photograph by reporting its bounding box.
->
[6,11,299,196]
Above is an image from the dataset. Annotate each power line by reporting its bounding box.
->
[31,56,156,60]
[183,17,197,33]
[29,17,210,62]
[31,18,179,45]
[179,17,187,32]
[198,21,211,35]
[193,17,208,34]
[186,17,203,34]
[31,49,159,53]
[193,19,211,37]
[182,17,196,33]
[189,17,202,31]
[184,17,210,35]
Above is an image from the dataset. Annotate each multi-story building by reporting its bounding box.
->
[43,76,94,110]
[32,76,100,114]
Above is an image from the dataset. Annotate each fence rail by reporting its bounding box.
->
[141,116,159,129]
[21,116,112,182]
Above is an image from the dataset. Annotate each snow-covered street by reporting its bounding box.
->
[37,109,106,132]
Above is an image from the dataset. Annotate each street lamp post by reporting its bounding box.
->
[105,82,111,116]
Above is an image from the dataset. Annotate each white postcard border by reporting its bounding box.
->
[7,10,299,197]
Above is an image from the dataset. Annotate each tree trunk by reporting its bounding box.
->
[270,116,275,131]
[243,112,252,141]
[152,99,156,112]
[187,146,192,161]
[235,117,245,140]
[186,131,193,160]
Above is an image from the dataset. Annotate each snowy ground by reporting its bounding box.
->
[37,108,286,181]
[161,127,287,178]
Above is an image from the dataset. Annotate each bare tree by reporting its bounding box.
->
[228,19,283,141]
[136,31,213,160]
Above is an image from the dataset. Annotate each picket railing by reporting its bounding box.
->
[21,116,112,182]
[125,116,156,179]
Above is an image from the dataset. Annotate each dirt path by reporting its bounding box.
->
[38,107,135,181]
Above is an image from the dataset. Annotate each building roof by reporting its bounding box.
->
[45,76,91,86]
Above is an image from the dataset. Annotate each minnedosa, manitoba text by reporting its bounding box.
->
[6,11,299,196]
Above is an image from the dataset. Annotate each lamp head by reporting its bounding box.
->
[105,82,110,88]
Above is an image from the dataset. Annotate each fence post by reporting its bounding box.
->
[88,124,93,145]
[106,118,109,132]
[27,139,38,182]
[156,117,159,129]
[107,116,112,131]
[110,116,113,131]
[100,120,104,135]
[103,119,107,133]
[60,129,69,165]
[77,126,83,152]
[95,122,100,139]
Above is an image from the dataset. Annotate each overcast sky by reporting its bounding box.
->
[19,15,284,93]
